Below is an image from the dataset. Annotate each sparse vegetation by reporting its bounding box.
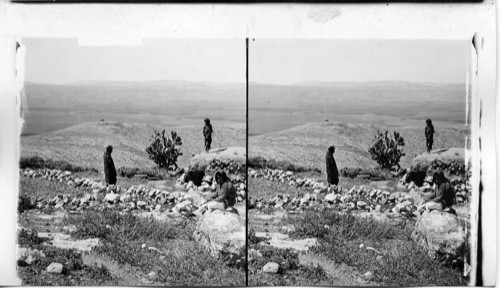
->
[66,210,245,286]
[17,228,116,286]
[117,166,171,179]
[145,129,183,170]
[20,156,96,173]
[248,244,329,286]
[283,210,466,286]
[340,166,396,180]
[368,130,406,170]
[249,156,321,173]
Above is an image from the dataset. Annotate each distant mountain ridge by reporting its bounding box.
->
[25,79,245,87]
[249,80,465,87]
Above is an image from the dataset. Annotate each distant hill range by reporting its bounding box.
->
[22,81,245,135]
[21,121,246,169]
[249,81,466,135]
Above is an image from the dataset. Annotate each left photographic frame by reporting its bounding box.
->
[17,38,247,286]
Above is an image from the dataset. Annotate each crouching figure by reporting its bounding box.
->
[417,171,455,214]
[200,170,237,213]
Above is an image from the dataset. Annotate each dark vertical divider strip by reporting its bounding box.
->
[245,37,249,287]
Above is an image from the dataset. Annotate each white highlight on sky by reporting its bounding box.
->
[24,38,246,85]
[250,39,468,85]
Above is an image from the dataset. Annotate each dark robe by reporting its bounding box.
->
[429,179,455,208]
[425,124,435,151]
[203,124,213,151]
[326,152,339,185]
[103,151,117,185]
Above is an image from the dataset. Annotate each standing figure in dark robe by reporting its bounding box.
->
[103,145,117,185]
[326,145,339,185]
[203,118,213,152]
[425,119,435,153]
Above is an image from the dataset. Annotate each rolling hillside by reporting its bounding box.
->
[249,121,468,171]
[21,121,245,169]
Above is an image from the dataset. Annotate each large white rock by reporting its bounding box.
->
[411,148,465,170]
[412,210,467,260]
[189,147,246,171]
[193,210,245,263]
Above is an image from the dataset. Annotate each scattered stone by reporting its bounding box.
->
[46,262,64,274]
[262,262,280,273]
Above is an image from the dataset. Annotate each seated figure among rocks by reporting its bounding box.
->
[417,171,455,214]
[201,170,237,213]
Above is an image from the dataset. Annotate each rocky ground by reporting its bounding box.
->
[17,147,246,286]
[248,148,471,286]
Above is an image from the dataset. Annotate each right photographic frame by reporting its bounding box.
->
[247,39,476,286]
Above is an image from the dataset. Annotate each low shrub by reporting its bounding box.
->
[249,156,321,173]
[20,156,94,173]
[340,167,396,180]
[117,167,168,179]
[368,130,406,170]
[18,228,49,246]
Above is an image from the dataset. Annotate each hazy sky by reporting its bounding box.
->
[24,38,246,85]
[250,39,468,85]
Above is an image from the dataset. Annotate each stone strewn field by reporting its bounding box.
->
[21,121,245,169]
[249,121,468,171]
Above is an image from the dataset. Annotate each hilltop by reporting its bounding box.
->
[249,121,468,170]
[21,121,245,169]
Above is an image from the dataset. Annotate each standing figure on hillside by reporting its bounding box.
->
[203,170,237,213]
[417,171,455,214]
[326,145,339,186]
[425,119,435,153]
[103,145,117,185]
[203,118,213,152]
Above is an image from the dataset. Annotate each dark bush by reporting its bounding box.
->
[145,129,182,170]
[19,156,45,169]
[248,156,321,173]
[340,167,395,180]
[368,130,406,170]
[20,156,90,172]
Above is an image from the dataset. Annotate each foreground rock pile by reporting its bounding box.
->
[19,168,246,217]
[249,166,470,218]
